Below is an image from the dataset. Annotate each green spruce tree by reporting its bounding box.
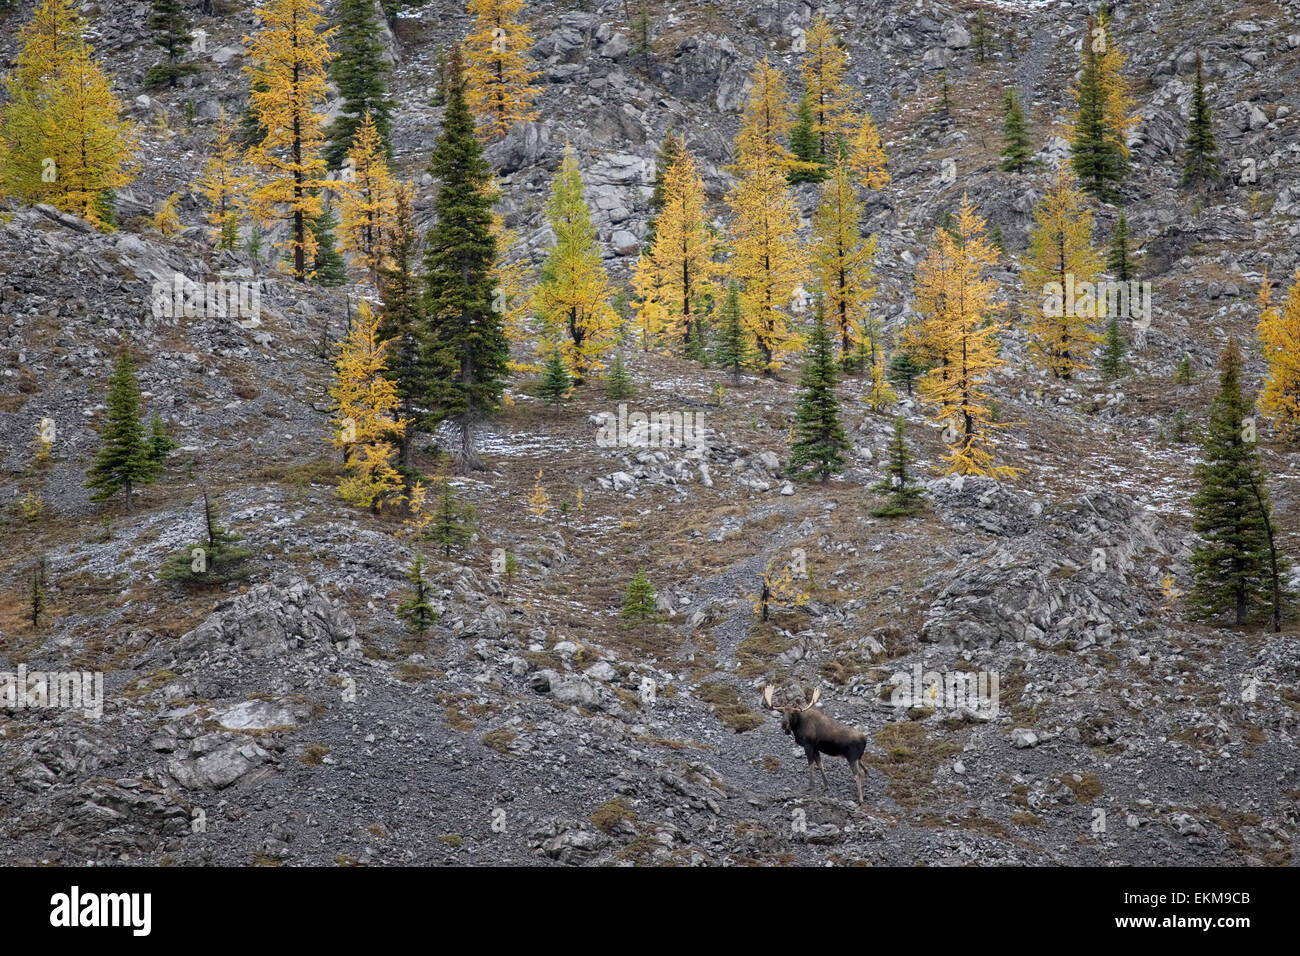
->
[161,491,254,584]
[1070,36,1126,199]
[712,281,750,383]
[538,349,572,414]
[1189,339,1290,628]
[146,0,199,89]
[1106,211,1133,281]
[888,348,924,397]
[396,551,438,638]
[378,186,422,469]
[310,208,348,287]
[146,413,178,474]
[326,0,394,169]
[789,88,827,184]
[85,348,156,511]
[787,304,849,481]
[1182,51,1218,190]
[999,89,1033,173]
[871,415,924,516]
[604,350,635,399]
[427,469,474,559]
[421,49,508,471]
[620,569,659,642]
[1099,315,1126,378]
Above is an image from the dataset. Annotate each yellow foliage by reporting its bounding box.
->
[1258,269,1300,440]
[528,470,550,518]
[846,106,890,189]
[338,112,397,282]
[243,0,336,280]
[151,193,182,236]
[197,109,251,246]
[1021,167,1104,379]
[908,195,1019,478]
[734,57,794,174]
[330,301,407,510]
[753,557,810,620]
[640,149,718,351]
[464,0,540,140]
[726,159,808,372]
[0,0,138,230]
[864,351,898,412]
[801,13,851,155]
[813,159,876,362]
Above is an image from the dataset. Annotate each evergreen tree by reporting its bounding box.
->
[422,52,510,470]
[146,0,198,88]
[146,413,178,474]
[244,0,335,281]
[326,0,393,169]
[788,304,849,482]
[30,556,46,627]
[620,569,659,642]
[1189,339,1290,628]
[712,281,751,383]
[378,182,422,468]
[161,491,255,585]
[630,4,653,73]
[1182,51,1218,190]
[936,71,953,117]
[85,348,156,511]
[427,469,474,558]
[309,207,349,286]
[1106,211,1133,281]
[238,77,270,147]
[537,349,572,413]
[1099,314,1126,378]
[604,350,635,400]
[1175,353,1194,385]
[998,88,1033,173]
[789,89,828,184]
[430,45,450,107]
[396,551,438,638]
[1069,15,1127,200]
[971,11,994,62]
[871,415,924,516]
[887,348,924,396]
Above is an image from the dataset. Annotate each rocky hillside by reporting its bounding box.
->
[1,0,1299,866]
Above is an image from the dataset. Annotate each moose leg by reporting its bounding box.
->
[805,760,817,792]
[816,755,830,791]
[850,759,864,804]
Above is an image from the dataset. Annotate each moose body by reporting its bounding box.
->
[762,685,869,803]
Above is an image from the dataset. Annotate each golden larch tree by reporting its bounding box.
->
[643,148,717,352]
[490,202,537,372]
[1258,270,1300,440]
[464,0,540,140]
[197,109,251,248]
[243,0,336,281]
[630,250,671,353]
[0,0,137,228]
[734,57,795,173]
[801,13,851,156]
[846,106,890,189]
[531,145,618,382]
[910,196,1018,478]
[1022,166,1104,379]
[812,159,877,365]
[726,159,808,373]
[330,300,407,511]
[338,111,398,282]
